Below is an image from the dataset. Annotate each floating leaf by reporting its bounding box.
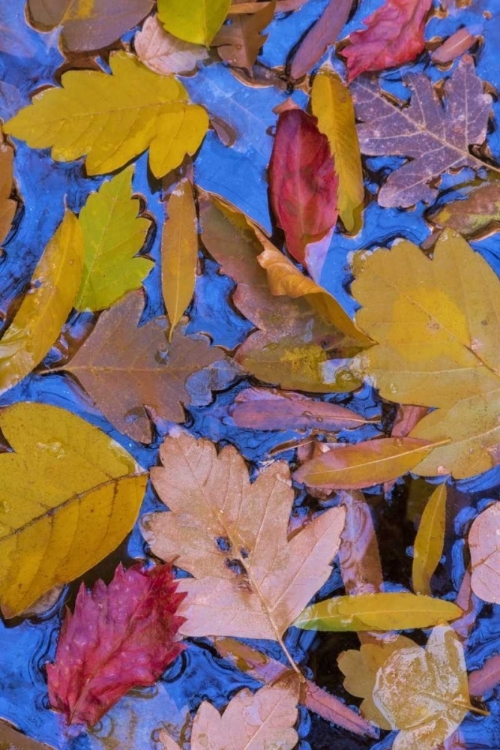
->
[141,431,346,640]
[0,211,83,396]
[351,56,492,207]
[0,127,17,245]
[469,502,500,604]
[4,52,209,178]
[289,0,353,79]
[0,721,55,750]
[135,15,209,75]
[74,166,152,312]
[412,484,447,596]
[157,0,231,45]
[62,291,222,443]
[431,28,477,64]
[295,592,462,631]
[47,563,185,727]
[0,402,147,618]
[430,182,500,238]
[212,0,276,72]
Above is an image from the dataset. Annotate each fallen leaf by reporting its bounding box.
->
[135,15,209,75]
[383,405,429,493]
[158,678,299,750]
[62,290,223,443]
[351,55,492,207]
[342,0,432,80]
[0,402,147,618]
[412,484,447,595]
[157,0,232,45]
[0,211,83,396]
[162,180,198,340]
[268,108,338,267]
[0,721,55,750]
[351,230,500,478]
[289,0,353,80]
[28,0,154,52]
[212,0,276,72]
[74,165,153,312]
[431,27,477,64]
[452,569,480,642]
[430,182,500,238]
[47,563,185,727]
[0,127,17,245]
[337,491,383,595]
[469,653,500,697]
[311,68,364,233]
[293,437,437,490]
[4,52,209,178]
[141,431,346,640]
[469,502,500,604]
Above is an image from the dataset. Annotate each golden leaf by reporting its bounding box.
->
[412,484,447,595]
[157,0,232,46]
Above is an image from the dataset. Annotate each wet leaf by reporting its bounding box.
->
[0,211,83,396]
[158,678,299,750]
[289,0,353,80]
[0,721,55,750]
[342,0,432,81]
[337,491,383,595]
[157,0,232,45]
[0,402,147,618]
[63,290,222,443]
[311,68,364,232]
[0,127,17,246]
[47,563,185,727]
[351,56,492,207]
[4,52,209,178]
[268,108,338,267]
[212,0,276,72]
[74,166,152,312]
[27,0,154,52]
[135,15,209,75]
[294,593,462,631]
[469,653,500,697]
[141,431,346,639]
[384,405,429,493]
[431,28,477,65]
[469,502,500,604]
[412,484,447,596]
[430,182,500,238]
[293,437,437,490]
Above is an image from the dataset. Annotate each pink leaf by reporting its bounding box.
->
[469,654,500,697]
[47,563,186,728]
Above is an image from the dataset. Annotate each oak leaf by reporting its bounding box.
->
[47,563,185,727]
[430,182,500,238]
[0,402,147,618]
[351,55,492,207]
[468,502,500,604]
[212,0,276,72]
[157,0,231,45]
[135,15,209,75]
[0,127,17,246]
[62,290,223,443]
[412,484,447,596]
[141,431,346,640]
[4,52,208,178]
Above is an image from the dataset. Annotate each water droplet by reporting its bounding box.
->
[155,348,170,365]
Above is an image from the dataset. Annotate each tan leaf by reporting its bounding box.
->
[337,491,383,595]
[213,0,276,72]
[0,720,55,750]
[135,15,209,75]
[469,501,500,604]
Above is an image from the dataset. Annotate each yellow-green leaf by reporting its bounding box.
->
[294,592,462,631]
[0,402,147,617]
[312,68,364,233]
[162,180,198,340]
[158,0,231,45]
[4,52,209,178]
[0,211,83,396]
[75,166,153,312]
[412,484,447,595]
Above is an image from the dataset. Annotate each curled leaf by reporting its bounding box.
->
[135,15,209,75]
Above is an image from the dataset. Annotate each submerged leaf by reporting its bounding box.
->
[135,15,209,75]
[212,0,276,72]
[469,502,500,604]
[412,484,447,596]
[430,182,500,238]
[157,0,232,45]
[0,722,55,750]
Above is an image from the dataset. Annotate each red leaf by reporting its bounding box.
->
[268,109,338,265]
[47,563,186,728]
[342,0,432,81]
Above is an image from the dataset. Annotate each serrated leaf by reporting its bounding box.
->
[157,0,232,45]
[430,182,500,238]
[4,52,208,178]
[0,211,83,396]
[469,501,500,604]
[74,166,153,312]
[135,15,209,75]
[412,484,447,595]
[0,402,147,618]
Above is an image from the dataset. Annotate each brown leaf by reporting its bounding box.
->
[0,128,17,246]
[0,721,55,750]
[429,182,500,238]
[141,431,346,640]
[469,502,500,604]
[337,490,382,595]
[213,1,276,72]
[290,0,353,79]
[135,15,209,75]
[62,291,222,443]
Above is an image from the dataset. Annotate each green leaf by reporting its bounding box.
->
[158,0,231,46]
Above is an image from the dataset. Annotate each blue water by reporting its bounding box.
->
[1,0,500,748]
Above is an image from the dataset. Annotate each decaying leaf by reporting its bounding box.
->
[0,211,83,396]
[28,0,154,52]
[158,678,299,750]
[342,0,432,81]
[74,165,153,312]
[5,52,208,178]
[337,491,383,595]
[212,0,276,72]
[412,484,447,595]
[0,402,147,618]
[47,563,185,727]
[62,290,223,443]
[430,182,500,238]
[351,55,492,207]
[157,0,232,45]
[289,0,353,80]
[469,502,500,604]
[0,127,17,246]
[135,15,209,75]
[141,431,346,640]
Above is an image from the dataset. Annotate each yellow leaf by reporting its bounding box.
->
[294,592,462,631]
[412,484,447,595]
[75,165,153,311]
[0,211,83,396]
[157,0,232,45]
[312,68,364,233]
[162,180,198,340]
[4,52,208,178]
[0,402,147,617]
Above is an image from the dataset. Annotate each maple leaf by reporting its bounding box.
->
[4,52,208,178]
[0,127,17,246]
[157,0,231,45]
[141,431,346,644]
[351,55,492,207]
[342,0,432,81]
[212,0,276,73]
[61,290,223,443]
[135,15,209,75]
[468,501,500,604]
[430,182,500,238]
[47,563,185,727]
